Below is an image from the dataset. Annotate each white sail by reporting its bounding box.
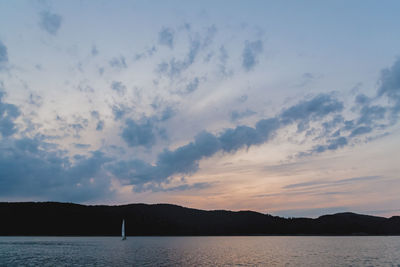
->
[121,219,126,240]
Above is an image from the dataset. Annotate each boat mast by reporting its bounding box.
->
[122,219,126,240]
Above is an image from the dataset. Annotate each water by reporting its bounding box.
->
[1,236,400,266]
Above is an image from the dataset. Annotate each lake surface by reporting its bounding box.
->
[1,236,399,266]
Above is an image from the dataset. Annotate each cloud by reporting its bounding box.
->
[111,81,126,96]
[357,105,386,125]
[74,143,91,149]
[39,11,62,35]
[141,182,212,192]
[160,106,175,121]
[121,118,156,148]
[230,109,256,122]
[134,46,157,61]
[237,95,248,103]
[109,56,127,69]
[110,118,281,189]
[321,115,344,135]
[164,182,211,192]
[69,123,85,138]
[0,40,8,67]
[355,93,371,105]
[108,94,350,189]
[378,58,400,101]
[283,180,325,189]
[28,93,43,107]
[284,175,381,189]
[90,110,104,131]
[157,39,201,78]
[185,77,199,93]
[91,110,100,119]
[242,40,263,71]
[202,25,217,48]
[112,104,129,121]
[337,175,381,183]
[280,93,344,132]
[0,91,21,137]
[186,39,201,66]
[216,45,231,76]
[91,45,98,56]
[297,73,319,87]
[219,118,280,152]
[377,58,400,117]
[349,126,372,137]
[298,58,400,156]
[309,136,348,154]
[96,120,104,131]
[300,83,398,156]
[109,131,220,186]
[158,27,174,49]
[326,136,348,150]
[0,137,112,201]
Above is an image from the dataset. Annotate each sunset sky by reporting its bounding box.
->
[1,0,400,218]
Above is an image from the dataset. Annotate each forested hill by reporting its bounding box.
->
[1,202,399,236]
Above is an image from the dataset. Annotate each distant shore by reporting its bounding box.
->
[1,202,399,236]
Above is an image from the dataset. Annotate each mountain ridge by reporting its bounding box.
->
[1,202,399,236]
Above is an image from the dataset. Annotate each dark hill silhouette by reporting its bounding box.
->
[0,202,399,236]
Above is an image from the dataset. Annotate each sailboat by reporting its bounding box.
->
[121,219,126,240]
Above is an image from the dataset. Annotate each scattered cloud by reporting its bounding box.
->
[157,39,201,78]
[106,92,353,189]
[91,110,100,119]
[134,46,157,61]
[158,27,174,49]
[112,104,129,121]
[377,58,400,117]
[0,91,21,137]
[96,120,104,131]
[280,93,344,132]
[218,45,231,76]
[0,40,8,67]
[109,56,127,69]
[110,117,281,189]
[39,11,62,35]
[0,137,112,201]
[349,126,372,137]
[355,93,371,105]
[230,109,256,122]
[202,25,217,48]
[357,105,386,126]
[111,81,127,96]
[121,118,156,148]
[242,40,263,71]
[283,175,381,190]
[160,106,175,121]
[91,45,99,56]
[308,136,348,154]
[141,182,212,192]
[185,77,199,93]
[297,73,320,87]
[74,143,91,149]
[1,2,400,211]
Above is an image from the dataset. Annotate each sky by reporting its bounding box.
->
[1,0,400,218]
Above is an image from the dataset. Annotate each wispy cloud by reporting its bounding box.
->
[242,40,263,71]
[0,40,8,68]
[283,176,382,189]
[39,11,62,35]
[0,91,20,137]
[158,27,175,49]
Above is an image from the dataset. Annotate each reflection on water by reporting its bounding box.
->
[1,236,400,266]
